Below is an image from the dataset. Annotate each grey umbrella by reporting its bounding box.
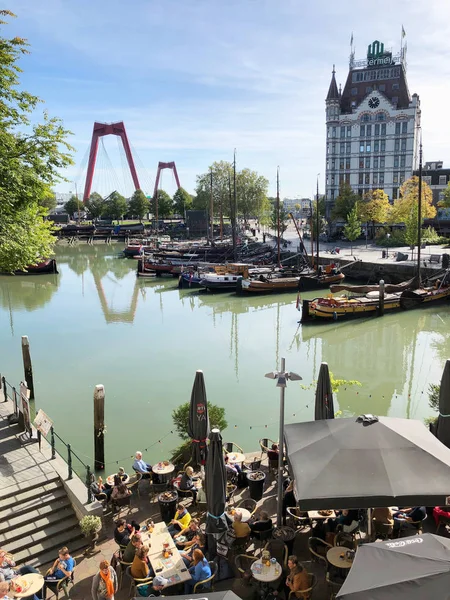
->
[314,362,334,420]
[205,428,228,535]
[433,359,450,449]
[337,533,450,599]
[187,370,210,466]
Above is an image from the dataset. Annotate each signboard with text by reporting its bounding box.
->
[33,409,53,436]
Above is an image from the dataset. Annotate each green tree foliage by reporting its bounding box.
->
[171,401,227,441]
[270,199,289,236]
[128,189,149,221]
[388,176,436,224]
[103,191,127,221]
[331,183,358,221]
[236,168,269,221]
[343,203,361,255]
[403,203,419,247]
[64,196,79,217]
[153,189,173,218]
[0,11,73,272]
[196,161,233,218]
[85,192,105,219]
[173,187,193,216]
[39,191,57,212]
[312,197,326,238]
[359,189,390,228]
[439,183,450,209]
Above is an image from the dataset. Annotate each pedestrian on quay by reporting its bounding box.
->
[91,560,118,600]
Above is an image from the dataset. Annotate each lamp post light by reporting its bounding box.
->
[265,358,302,527]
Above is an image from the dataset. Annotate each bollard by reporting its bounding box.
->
[378,280,385,317]
[93,384,105,471]
[21,336,35,401]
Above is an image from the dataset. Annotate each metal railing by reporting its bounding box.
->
[2,374,92,503]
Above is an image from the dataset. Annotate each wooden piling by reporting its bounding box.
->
[378,279,385,316]
[21,336,35,400]
[93,384,105,470]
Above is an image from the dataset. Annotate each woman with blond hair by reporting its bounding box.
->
[180,466,198,503]
[184,549,211,593]
[91,560,118,600]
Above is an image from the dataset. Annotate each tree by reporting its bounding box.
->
[236,168,269,222]
[388,176,436,224]
[439,183,450,208]
[331,183,359,221]
[343,203,361,255]
[195,161,233,221]
[39,190,57,212]
[64,196,79,217]
[294,203,301,214]
[312,197,326,238]
[85,192,105,219]
[173,187,193,217]
[358,189,390,237]
[128,189,149,221]
[103,191,127,222]
[153,189,173,218]
[270,199,289,236]
[403,202,419,248]
[171,401,227,440]
[0,10,73,272]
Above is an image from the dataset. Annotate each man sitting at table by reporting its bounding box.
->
[168,503,192,536]
[42,547,74,600]
[392,506,426,537]
[233,512,251,538]
[149,575,168,597]
[174,519,200,548]
[180,533,206,567]
[180,466,198,503]
[118,466,129,481]
[249,510,273,536]
[122,534,143,564]
[225,455,242,475]
[132,451,153,480]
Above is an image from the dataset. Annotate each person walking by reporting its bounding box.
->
[91,560,118,600]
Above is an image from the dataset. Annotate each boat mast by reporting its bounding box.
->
[277,166,281,267]
[417,133,423,282]
[316,175,320,270]
[210,167,214,245]
[233,149,237,261]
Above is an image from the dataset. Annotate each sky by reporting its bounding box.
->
[9,0,450,199]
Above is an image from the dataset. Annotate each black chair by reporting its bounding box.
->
[264,539,288,570]
[149,482,168,501]
[308,537,332,568]
[236,498,257,517]
[224,442,244,454]
[252,527,273,552]
[235,553,258,575]
[112,493,132,515]
[44,559,76,599]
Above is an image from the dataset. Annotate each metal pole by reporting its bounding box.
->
[417,135,423,281]
[233,150,237,261]
[210,168,214,245]
[277,357,286,528]
[316,175,320,269]
[310,201,314,267]
[277,167,281,267]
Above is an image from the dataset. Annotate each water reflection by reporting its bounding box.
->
[0,276,59,312]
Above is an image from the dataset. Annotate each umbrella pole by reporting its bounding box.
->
[367,508,372,541]
[277,358,286,528]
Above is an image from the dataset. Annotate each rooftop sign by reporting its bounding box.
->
[351,40,400,70]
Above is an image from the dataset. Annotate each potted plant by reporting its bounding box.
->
[80,515,102,553]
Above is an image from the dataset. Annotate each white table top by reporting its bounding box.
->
[152,462,175,475]
[226,507,251,522]
[143,522,191,586]
[10,574,45,598]
[227,452,246,464]
[327,547,354,569]
[106,474,130,486]
[251,560,282,583]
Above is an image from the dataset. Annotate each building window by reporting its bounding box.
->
[340,142,345,154]
[439,175,447,185]
[359,158,364,169]
[365,157,370,168]
[400,155,406,168]
[423,176,431,185]
[374,157,379,169]
[360,125,365,137]
[402,121,408,134]
[380,173,385,185]
[326,159,330,169]
[340,127,346,138]
[392,188,398,199]
[366,124,372,137]
[380,157,385,168]
[332,143,336,153]
[374,140,379,152]
[380,140,386,152]
[331,176,335,185]
[358,188,363,196]
[393,173,399,184]
[379,84,386,92]
[392,96,398,105]
[365,173,370,184]
[346,142,351,154]
[339,174,345,184]
[362,114,371,122]
[351,87,358,96]
[400,173,405,184]
[394,139,400,152]
[373,173,378,184]
[332,127,336,138]
[375,124,380,136]
[366,86,373,94]
[346,158,351,169]
[331,190,335,200]
[381,123,386,135]
[401,138,407,151]
[347,126,351,137]
[377,113,386,121]
[360,143,365,153]
[394,156,399,168]
[366,143,371,152]
[359,173,364,185]
[395,122,401,135]
[339,159,344,170]
[345,174,350,183]
[331,159,336,169]
[392,83,399,90]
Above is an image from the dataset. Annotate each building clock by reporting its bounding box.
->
[368,97,380,109]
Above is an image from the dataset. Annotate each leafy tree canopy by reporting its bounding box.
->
[358,189,390,224]
[270,198,289,235]
[39,190,57,212]
[343,203,361,255]
[388,176,436,223]
[173,187,193,216]
[0,10,73,271]
[86,192,104,219]
[439,183,450,209]
[172,401,227,441]
[331,183,358,221]
[236,168,269,220]
[153,189,173,218]
[103,191,127,221]
[128,189,149,221]
[64,196,80,217]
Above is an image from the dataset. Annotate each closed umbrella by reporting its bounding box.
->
[433,359,450,449]
[314,362,334,420]
[187,370,210,466]
[205,428,228,535]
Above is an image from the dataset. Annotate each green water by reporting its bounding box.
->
[1,245,449,472]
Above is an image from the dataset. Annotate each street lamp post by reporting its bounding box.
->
[265,358,302,527]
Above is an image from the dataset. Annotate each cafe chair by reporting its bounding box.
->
[398,514,427,537]
[44,559,76,599]
[326,572,343,599]
[150,482,168,501]
[118,559,133,590]
[334,531,357,550]
[252,527,274,553]
[436,512,450,534]
[259,438,277,460]
[244,458,262,471]
[308,537,332,568]
[235,554,258,575]
[127,472,142,498]
[264,539,288,570]
[193,560,217,592]
[236,498,257,517]
[372,520,393,540]
[226,483,237,505]
[288,572,316,600]
[286,507,310,531]
[125,566,153,597]
[224,442,244,455]
[112,493,132,515]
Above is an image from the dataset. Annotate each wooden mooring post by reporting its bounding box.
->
[94,384,105,470]
[378,279,385,316]
[21,336,35,400]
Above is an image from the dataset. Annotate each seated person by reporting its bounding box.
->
[174,519,200,548]
[111,478,131,504]
[267,443,279,462]
[0,551,40,583]
[233,512,251,538]
[90,475,111,502]
[393,506,426,536]
[122,534,143,564]
[149,575,168,597]
[329,509,359,532]
[184,550,211,594]
[249,510,273,536]
[180,533,206,568]
[42,547,74,600]
[132,451,153,480]
[225,455,241,476]
[180,466,198,502]
[282,480,297,526]
[118,466,129,482]
[433,505,450,527]
[0,580,39,600]
[285,555,310,600]
[114,518,138,547]
[168,503,192,536]
[131,545,151,580]
[232,570,259,600]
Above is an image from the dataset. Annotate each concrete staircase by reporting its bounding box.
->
[0,472,86,568]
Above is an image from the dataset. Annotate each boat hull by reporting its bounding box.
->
[6,259,59,276]
[298,272,345,291]
[178,273,202,289]
[237,276,300,294]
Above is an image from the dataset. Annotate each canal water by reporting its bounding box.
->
[0,245,449,472]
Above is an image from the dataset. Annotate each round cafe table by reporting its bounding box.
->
[226,507,251,522]
[227,452,246,464]
[106,473,130,487]
[251,559,282,583]
[153,462,175,482]
[326,546,354,569]
[10,573,45,598]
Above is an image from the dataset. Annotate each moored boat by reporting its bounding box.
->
[298,266,345,291]
[4,259,59,276]
[237,274,301,294]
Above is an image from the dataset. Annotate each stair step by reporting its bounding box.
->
[25,537,88,570]
[3,516,80,554]
[15,530,86,566]
[0,498,72,534]
[0,488,68,523]
[0,473,60,501]
[0,506,76,545]
[0,480,62,510]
